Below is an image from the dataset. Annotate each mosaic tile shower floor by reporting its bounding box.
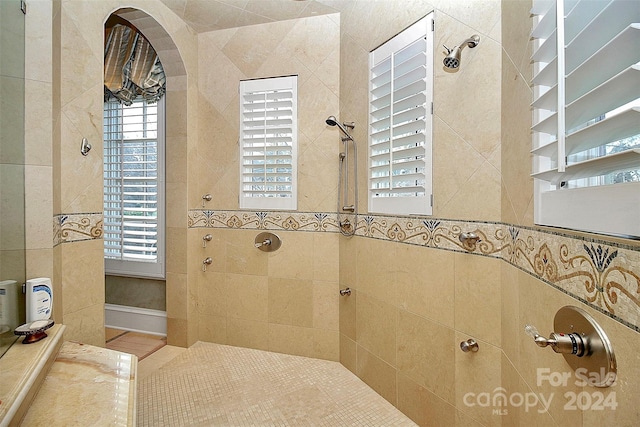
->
[138,342,417,426]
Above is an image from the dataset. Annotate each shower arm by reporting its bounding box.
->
[443,35,480,54]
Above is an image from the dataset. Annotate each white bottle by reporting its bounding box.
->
[26,278,53,323]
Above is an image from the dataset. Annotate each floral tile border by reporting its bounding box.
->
[53,213,103,246]
[356,214,505,256]
[503,225,640,333]
[188,209,640,333]
[188,209,341,232]
[55,209,640,333]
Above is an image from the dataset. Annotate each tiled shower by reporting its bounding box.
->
[19,1,640,426]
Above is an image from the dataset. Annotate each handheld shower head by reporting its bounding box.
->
[326,115,355,140]
[443,34,480,69]
[326,115,339,127]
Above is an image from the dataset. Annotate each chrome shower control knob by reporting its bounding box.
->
[524,324,585,356]
[202,257,213,272]
[201,193,212,207]
[254,239,271,248]
[525,307,617,388]
[460,338,479,352]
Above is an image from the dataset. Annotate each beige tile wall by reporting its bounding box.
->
[194,228,340,361]
[336,3,506,424]
[499,2,640,426]
[193,14,341,360]
[18,1,640,426]
[0,0,27,303]
[44,0,196,346]
[335,1,640,426]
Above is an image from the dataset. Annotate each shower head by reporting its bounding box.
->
[325,115,339,127]
[443,34,480,69]
[443,47,462,69]
[326,115,355,140]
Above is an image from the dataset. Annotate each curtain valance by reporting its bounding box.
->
[104,24,165,105]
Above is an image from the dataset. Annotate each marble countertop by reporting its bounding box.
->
[20,341,137,426]
[0,324,64,427]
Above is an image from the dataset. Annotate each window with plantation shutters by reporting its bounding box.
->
[531,0,640,237]
[239,76,297,210]
[368,14,433,216]
[104,98,165,278]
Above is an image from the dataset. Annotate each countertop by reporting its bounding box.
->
[0,324,64,427]
[20,341,137,426]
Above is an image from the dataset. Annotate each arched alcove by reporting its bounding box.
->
[109,8,186,78]
[104,8,189,347]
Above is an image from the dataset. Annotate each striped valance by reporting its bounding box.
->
[104,24,165,105]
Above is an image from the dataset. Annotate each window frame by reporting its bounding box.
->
[367,14,434,216]
[239,75,298,211]
[103,97,166,279]
[531,0,640,238]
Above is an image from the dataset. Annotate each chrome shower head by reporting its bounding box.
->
[443,46,462,69]
[326,115,355,140]
[443,34,480,69]
[326,115,339,127]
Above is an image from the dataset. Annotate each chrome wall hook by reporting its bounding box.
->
[458,232,479,243]
[202,257,213,271]
[459,231,480,251]
[80,138,91,156]
[202,234,213,248]
[460,338,479,353]
[202,193,212,208]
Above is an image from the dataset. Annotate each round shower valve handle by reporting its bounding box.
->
[523,307,617,388]
[254,232,282,252]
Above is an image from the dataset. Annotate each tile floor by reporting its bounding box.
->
[137,342,418,426]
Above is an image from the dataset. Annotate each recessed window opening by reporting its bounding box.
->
[368,13,433,216]
[103,17,166,278]
[530,0,640,238]
[239,76,298,211]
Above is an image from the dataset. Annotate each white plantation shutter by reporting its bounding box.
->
[104,98,165,278]
[369,14,433,215]
[239,76,297,210]
[531,0,640,237]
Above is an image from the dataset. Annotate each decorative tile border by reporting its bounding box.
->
[53,213,103,246]
[355,214,505,257]
[56,209,640,332]
[188,209,640,333]
[503,225,640,333]
[188,209,341,232]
